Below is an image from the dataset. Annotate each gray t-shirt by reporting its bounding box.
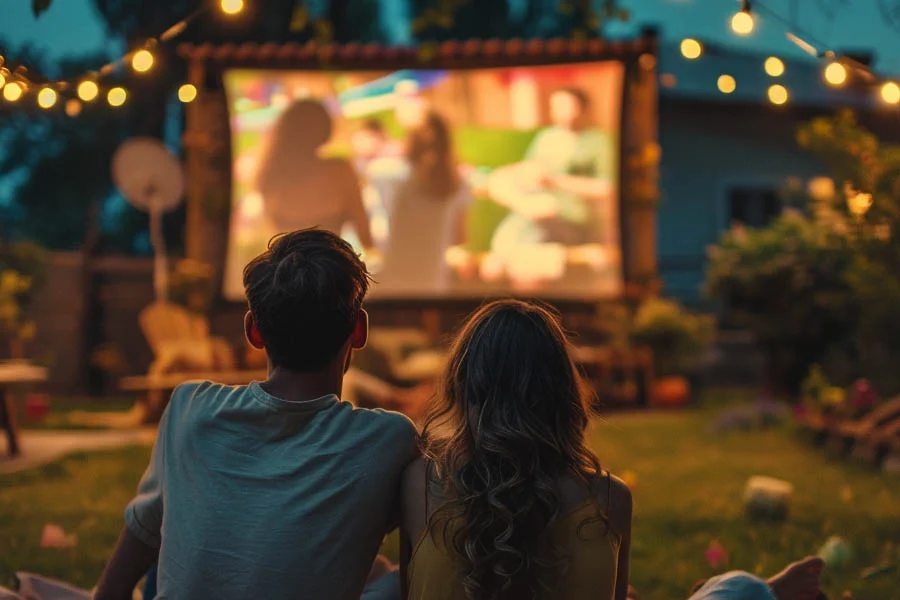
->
[126,381,417,600]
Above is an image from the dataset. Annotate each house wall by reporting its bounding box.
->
[656,99,827,305]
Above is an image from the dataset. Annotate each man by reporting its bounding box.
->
[95,229,416,600]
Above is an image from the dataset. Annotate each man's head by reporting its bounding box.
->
[242,229,371,372]
[549,87,590,129]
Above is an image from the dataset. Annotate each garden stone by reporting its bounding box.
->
[744,476,793,521]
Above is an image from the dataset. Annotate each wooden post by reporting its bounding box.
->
[185,56,207,266]
[621,30,660,294]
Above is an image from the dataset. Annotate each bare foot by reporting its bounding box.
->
[767,556,825,600]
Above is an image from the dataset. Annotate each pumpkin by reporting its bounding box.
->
[651,376,691,407]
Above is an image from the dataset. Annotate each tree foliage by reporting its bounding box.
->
[707,110,900,396]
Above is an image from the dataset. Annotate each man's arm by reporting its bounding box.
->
[93,528,159,600]
[545,173,612,201]
[95,392,176,599]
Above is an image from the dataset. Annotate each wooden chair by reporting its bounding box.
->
[125,302,237,421]
[139,301,236,375]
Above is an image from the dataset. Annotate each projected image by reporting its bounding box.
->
[222,62,623,299]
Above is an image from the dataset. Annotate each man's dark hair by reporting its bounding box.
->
[242,229,371,372]
[556,86,590,111]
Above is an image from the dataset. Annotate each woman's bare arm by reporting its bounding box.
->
[399,457,428,600]
[609,475,633,600]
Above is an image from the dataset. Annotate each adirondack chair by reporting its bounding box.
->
[825,396,900,455]
[139,301,236,375]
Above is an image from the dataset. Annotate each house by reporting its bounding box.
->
[654,41,894,304]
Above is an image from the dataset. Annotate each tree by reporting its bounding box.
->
[707,110,900,396]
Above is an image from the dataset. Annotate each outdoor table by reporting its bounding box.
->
[0,361,49,457]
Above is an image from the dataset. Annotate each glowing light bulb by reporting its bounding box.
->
[37,87,58,109]
[717,75,736,94]
[731,10,754,36]
[65,98,83,117]
[3,82,23,102]
[881,81,900,104]
[0,69,7,89]
[768,84,788,105]
[131,49,154,73]
[178,83,197,103]
[78,80,99,102]
[220,0,244,15]
[764,57,785,77]
[108,87,127,107]
[680,38,702,60]
[824,62,847,87]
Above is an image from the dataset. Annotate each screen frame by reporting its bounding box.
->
[180,35,658,309]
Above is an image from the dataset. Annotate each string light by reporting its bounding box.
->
[65,98,83,117]
[824,62,848,87]
[731,7,755,36]
[220,0,244,15]
[37,87,58,109]
[764,57,784,77]
[107,87,127,107]
[768,84,788,105]
[78,80,99,102]
[0,68,7,89]
[881,81,900,104]
[680,38,703,60]
[3,82,23,102]
[131,49,154,73]
[717,74,737,94]
[178,83,198,103]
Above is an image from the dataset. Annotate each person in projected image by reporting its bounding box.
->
[377,111,474,295]
[255,98,375,252]
[479,87,617,288]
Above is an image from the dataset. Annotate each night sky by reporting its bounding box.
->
[2,0,900,74]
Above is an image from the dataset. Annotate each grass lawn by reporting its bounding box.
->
[2,402,899,599]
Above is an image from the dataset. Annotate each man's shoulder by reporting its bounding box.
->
[166,380,245,415]
[341,405,417,440]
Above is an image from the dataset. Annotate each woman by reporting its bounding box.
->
[377,111,472,295]
[399,299,632,600]
[255,98,374,249]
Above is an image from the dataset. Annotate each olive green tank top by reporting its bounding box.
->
[407,498,621,600]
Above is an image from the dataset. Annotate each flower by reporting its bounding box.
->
[705,540,729,569]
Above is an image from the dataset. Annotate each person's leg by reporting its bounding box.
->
[689,557,824,600]
[688,572,775,600]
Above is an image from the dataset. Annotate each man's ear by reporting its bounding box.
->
[244,311,265,350]
[350,309,369,350]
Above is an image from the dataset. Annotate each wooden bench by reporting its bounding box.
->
[119,367,416,422]
[571,345,654,406]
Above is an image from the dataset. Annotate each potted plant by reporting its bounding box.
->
[629,297,716,407]
[0,242,46,360]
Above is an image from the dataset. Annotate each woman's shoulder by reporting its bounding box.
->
[598,471,632,538]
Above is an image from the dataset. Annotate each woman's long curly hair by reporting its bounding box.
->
[421,299,604,600]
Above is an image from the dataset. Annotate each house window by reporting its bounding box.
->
[727,186,781,228]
